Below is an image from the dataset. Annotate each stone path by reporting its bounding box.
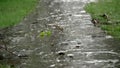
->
[6,0,120,68]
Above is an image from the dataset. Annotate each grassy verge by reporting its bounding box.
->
[0,0,38,67]
[85,0,120,39]
[0,0,38,28]
[0,64,11,68]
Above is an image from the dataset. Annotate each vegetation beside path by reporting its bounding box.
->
[0,0,38,28]
[85,0,120,39]
[0,0,38,67]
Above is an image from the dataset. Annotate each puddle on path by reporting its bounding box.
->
[0,0,120,68]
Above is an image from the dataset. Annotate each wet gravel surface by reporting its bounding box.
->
[2,0,120,68]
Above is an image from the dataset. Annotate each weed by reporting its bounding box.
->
[85,0,120,39]
[38,30,52,38]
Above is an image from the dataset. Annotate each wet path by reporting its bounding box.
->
[6,0,120,68]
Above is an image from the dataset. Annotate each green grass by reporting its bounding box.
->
[85,0,120,39]
[0,0,38,28]
[0,64,12,68]
[39,30,52,38]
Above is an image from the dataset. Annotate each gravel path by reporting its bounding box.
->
[5,0,120,68]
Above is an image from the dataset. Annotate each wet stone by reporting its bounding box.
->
[105,35,113,39]
[68,14,72,16]
[32,21,38,24]
[11,37,24,43]
[77,42,81,44]
[92,35,101,38]
[69,41,77,45]
[49,64,55,68]
[18,54,29,59]
[60,42,69,46]
[75,45,81,48]
[92,34,105,38]
[67,54,74,58]
[57,51,66,55]
[80,10,86,14]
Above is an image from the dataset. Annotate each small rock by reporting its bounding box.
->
[37,52,44,55]
[75,45,81,48]
[60,42,69,46]
[67,54,74,58]
[37,30,41,33]
[77,42,81,44]
[22,62,27,65]
[57,51,66,55]
[49,64,55,68]
[50,43,54,46]
[105,35,113,39]
[80,10,86,14]
[91,18,99,26]
[68,14,72,16]
[56,59,60,62]
[108,61,113,64]
[21,49,26,52]
[18,31,24,33]
[18,54,28,59]
[32,21,38,24]
[70,41,77,44]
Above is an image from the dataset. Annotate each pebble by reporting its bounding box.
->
[60,42,69,46]
[57,51,66,55]
[105,35,113,39]
[49,64,55,68]
[67,54,74,58]
[32,21,38,24]
[70,41,77,45]
[77,42,81,44]
[18,54,28,59]
[56,58,60,62]
[75,45,81,48]
[80,10,86,14]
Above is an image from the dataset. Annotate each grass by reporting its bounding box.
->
[38,30,52,38]
[85,0,120,39]
[0,64,12,68]
[0,0,38,28]
[0,0,38,67]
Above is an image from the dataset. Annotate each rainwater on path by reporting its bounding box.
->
[2,0,120,68]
